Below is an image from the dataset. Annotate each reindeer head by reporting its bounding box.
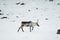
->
[36,19,40,27]
[36,22,39,27]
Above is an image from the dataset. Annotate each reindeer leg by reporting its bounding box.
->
[17,25,24,32]
[32,26,34,30]
[21,27,24,32]
[20,25,24,32]
[30,26,32,32]
[17,27,21,32]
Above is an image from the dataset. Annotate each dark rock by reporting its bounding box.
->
[3,3,7,5]
[28,10,30,12]
[16,16,19,18]
[49,0,53,1]
[56,36,59,38]
[45,18,48,20]
[59,16,60,18]
[1,17,8,19]
[57,29,60,34]
[10,20,15,22]
[0,13,3,15]
[57,3,60,5]
[0,10,2,12]
[36,8,38,10]
[20,3,25,5]
[45,0,48,1]
[16,2,20,5]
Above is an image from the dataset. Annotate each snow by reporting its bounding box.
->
[0,0,60,40]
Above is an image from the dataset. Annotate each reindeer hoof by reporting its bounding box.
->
[17,30,19,32]
[22,31,24,32]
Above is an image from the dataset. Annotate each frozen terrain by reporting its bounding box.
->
[0,0,60,40]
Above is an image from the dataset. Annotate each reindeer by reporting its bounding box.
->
[17,20,40,32]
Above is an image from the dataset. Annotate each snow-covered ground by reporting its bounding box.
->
[0,0,60,40]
